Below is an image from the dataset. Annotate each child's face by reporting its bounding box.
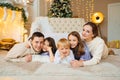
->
[68,35,78,48]
[58,46,70,57]
[43,40,49,51]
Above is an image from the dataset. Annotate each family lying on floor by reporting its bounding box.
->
[4,22,109,68]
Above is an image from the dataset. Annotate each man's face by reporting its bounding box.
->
[31,37,44,52]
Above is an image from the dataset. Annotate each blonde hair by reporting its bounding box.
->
[57,38,70,48]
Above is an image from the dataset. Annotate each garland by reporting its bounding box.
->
[0,3,27,23]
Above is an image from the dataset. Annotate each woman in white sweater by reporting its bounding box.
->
[71,22,108,67]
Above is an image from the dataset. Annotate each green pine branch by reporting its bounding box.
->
[48,0,72,18]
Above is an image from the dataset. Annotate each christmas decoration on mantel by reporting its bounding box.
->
[0,3,27,23]
[0,0,34,42]
[48,0,72,18]
[0,0,34,23]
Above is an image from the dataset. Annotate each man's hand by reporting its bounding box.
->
[25,54,32,62]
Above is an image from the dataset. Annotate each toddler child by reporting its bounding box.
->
[54,38,75,64]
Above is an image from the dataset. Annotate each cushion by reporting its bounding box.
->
[107,40,120,49]
[1,38,15,43]
[44,33,68,43]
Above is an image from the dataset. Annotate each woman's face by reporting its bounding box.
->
[68,35,78,48]
[43,40,49,51]
[82,25,94,42]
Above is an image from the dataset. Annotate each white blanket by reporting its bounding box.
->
[0,50,120,80]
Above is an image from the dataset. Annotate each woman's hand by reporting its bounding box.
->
[70,60,84,68]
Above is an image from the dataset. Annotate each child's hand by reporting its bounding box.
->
[25,54,32,62]
[60,53,66,59]
[47,46,52,52]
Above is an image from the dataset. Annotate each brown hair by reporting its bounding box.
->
[44,37,57,54]
[68,31,85,56]
[83,22,98,38]
[30,32,44,40]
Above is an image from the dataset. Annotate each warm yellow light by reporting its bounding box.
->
[0,7,25,42]
[23,33,28,42]
[0,7,4,19]
[91,12,104,24]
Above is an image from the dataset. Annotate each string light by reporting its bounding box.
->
[71,0,94,22]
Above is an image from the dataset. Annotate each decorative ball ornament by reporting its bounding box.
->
[91,12,104,24]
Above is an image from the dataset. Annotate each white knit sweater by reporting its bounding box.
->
[5,41,40,62]
[83,37,108,66]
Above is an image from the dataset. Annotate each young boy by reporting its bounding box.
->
[54,38,75,64]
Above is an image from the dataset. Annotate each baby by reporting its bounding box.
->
[54,38,75,64]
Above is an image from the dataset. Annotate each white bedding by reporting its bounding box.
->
[0,50,120,80]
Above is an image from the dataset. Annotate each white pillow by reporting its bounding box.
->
[32,55,50,63]
[44,33,68,43]
[39,17,53,33]
[30,16,53,37]
[44,32,82,43]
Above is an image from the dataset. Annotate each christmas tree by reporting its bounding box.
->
[48,0,72,18]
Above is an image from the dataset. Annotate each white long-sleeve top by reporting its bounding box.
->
[83,37,108,66]
[54,50,75,64]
